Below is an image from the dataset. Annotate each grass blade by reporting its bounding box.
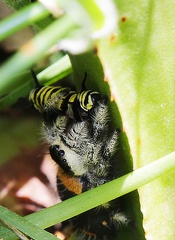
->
[0,206,59,240]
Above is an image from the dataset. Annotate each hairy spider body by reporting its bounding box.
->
[30,73,130,239]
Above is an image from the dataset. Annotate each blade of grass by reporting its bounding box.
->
[0,206,59,240]
[0,2,50,42]
[0,15,76,95]
[37,54,72,85]
[0,219,30,240]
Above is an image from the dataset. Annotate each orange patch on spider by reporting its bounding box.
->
[57,167,82,194]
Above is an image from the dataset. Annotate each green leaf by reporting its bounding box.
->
[98,0,175,239]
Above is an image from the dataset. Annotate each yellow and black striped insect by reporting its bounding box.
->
[29,71,131,240]
[29,71,102,122]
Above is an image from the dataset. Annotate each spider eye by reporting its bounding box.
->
[49,145,63,161]
[49,145,73,176]
[59,149,65,157]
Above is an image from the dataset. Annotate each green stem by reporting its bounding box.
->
[38,54,72,85]
[0,2,49,42]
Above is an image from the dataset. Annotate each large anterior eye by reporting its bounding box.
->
[49,145,65,161]
[49,145,73,175]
